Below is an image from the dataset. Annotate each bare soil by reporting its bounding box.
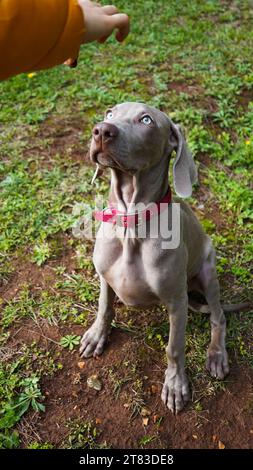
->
[11,317,253,449]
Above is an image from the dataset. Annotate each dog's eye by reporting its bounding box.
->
[106,111,114,120]
[140,115,153,125]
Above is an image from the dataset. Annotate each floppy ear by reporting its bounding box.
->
[169,121,198,198]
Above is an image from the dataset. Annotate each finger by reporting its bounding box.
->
[98,34,111,44]
[64,58,77,67]
[110,13,130,42]
[101,5,118,15]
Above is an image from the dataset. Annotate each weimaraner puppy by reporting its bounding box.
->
[79,102,230,413]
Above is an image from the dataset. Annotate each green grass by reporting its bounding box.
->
[0,0,253,449]
[0,342,58,448]
[63,419,108,449]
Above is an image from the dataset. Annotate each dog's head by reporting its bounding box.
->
[90,102,197,197]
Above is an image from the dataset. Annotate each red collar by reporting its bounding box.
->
[94,188,172,228]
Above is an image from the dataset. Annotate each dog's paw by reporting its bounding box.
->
[206,347,229,380]
[79,322,110,358]
[161,367,190,414]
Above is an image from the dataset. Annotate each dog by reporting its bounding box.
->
[79,102,247,413]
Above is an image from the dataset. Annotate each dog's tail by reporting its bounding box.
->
[188,292,252,314]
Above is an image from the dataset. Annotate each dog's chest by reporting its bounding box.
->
[94,236,159,306]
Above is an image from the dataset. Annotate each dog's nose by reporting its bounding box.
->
[92,122,119,143]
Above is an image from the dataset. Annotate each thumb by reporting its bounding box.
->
[109,13,130,42]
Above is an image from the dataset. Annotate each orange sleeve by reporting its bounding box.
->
[0,0,85,80]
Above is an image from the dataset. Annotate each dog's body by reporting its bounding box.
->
[93,199,209,309]
[80,102,229,413]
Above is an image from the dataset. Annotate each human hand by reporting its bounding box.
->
[78,1,130,43]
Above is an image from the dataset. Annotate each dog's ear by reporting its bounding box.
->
[168,121,198,198]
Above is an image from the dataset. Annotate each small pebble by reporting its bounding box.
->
[87,374,102,391]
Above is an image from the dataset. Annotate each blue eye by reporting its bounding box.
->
[141,115,153,125]
[106,111,113,119]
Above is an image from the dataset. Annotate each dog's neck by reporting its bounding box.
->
[108,155,170,212]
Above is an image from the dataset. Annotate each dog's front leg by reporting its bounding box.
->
[161,293,190,414]
[79,276,115,358]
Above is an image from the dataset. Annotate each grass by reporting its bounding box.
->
[0,0,253,449]
[63,419,108,449]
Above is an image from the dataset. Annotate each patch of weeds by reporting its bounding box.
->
[0,160,96,257]
[187,125,214,156]
[25,343,60,377]
[226,313,253,367]
[111,318,141,336]
[27,441,54,449]
[32,241,51,266]
[0,286,36,329]
[208,168,253,225]
[129,378,146,420]
[107,367,132,400]
[0,331,10,346]
[0,255,14,286]
[138,434,158,448]
[37,291,77,325]
[1,285,86,329]
[186,307,253,403]
[198,218,216,234]
[55,273,98,304]
[0,342,59,448]
[75,243,95,272]
[63,420,108,449]
[186,312,226,401]
[0,372,44,446]
[60,335,81,351]
[0,430,20,449]
[145,322,168,350]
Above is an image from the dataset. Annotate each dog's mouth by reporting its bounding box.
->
[93,151,118,169]
[91,148,136,174]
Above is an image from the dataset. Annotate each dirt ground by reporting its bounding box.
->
[8,315,253,449]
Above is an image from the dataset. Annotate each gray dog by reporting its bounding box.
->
[79,102,241,413]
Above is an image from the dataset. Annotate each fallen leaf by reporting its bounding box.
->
[95,418,102,425]
[250,430,253,434]
[141,407,151,417]
[192,434,198,440]
[212,435,217,442]
[218,440,225,449]
[87,374,102,391]
[77,361,85,369]
[143,417,149,426]
[151,385,158,394]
